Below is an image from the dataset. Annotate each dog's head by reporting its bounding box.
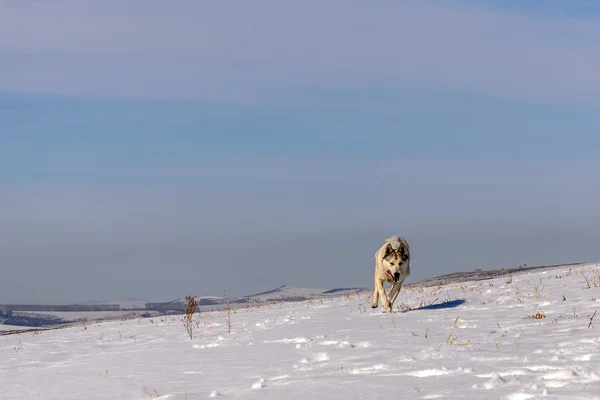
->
[382,239,410,283]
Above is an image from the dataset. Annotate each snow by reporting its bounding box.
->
[2,263,600,399]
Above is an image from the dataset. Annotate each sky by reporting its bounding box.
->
[1,0,600,304]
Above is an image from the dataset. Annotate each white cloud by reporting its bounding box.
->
[0,1,599,105]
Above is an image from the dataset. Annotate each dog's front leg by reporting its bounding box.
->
[374,278,391,312]
[371,279,380,309]
[387,279,405,310]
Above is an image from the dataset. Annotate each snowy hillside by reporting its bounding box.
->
[2,263,600,399]
[243,284,365,302]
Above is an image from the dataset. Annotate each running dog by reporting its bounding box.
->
[371,236,411,313]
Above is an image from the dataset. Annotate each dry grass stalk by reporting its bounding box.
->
[528,311,546,320]
[226,305,232,335]
[244,297,263,310]
[445,316,470,347]
[142,385,160,398]
[588,310,597,328]
[446,317,460,345]
[585,271,600,288]
[223,291,232,335]
[183,295,198,340]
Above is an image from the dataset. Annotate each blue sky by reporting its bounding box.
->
[467,0,600,18]
[1,1,600,303]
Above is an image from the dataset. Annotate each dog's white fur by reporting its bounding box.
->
[371,236,411,313]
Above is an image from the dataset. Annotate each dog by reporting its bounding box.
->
[371,236,410,313]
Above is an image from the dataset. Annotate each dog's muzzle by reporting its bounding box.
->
[393,272,401,282]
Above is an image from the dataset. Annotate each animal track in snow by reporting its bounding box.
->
[317,340,354,348]
[276,315,297,325]
[542,380,570,388]
[263,337,310,344]
[348,364,389,375]
[471,372,522,390]
[471,355,520,362]
[542,366,600,383]
[524,365,564,372]
[405,368,457,377]
[270,374,291,381]
[503,393,535,400]
[192,342,221,349]
[251,378,266,389]
[300,352,329,363]
[573,354,594,361]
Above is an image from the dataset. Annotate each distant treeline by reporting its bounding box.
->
[1,312,75,328]
[0,304,120,317]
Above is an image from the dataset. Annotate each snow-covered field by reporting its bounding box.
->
[2,263,600,400]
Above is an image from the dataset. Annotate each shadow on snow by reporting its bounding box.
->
[400,298,466,313]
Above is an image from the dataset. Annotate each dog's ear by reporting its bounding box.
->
[400,243,409,261]
[384,243,393,257]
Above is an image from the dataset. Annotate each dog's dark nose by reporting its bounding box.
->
[393,272,400,281]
